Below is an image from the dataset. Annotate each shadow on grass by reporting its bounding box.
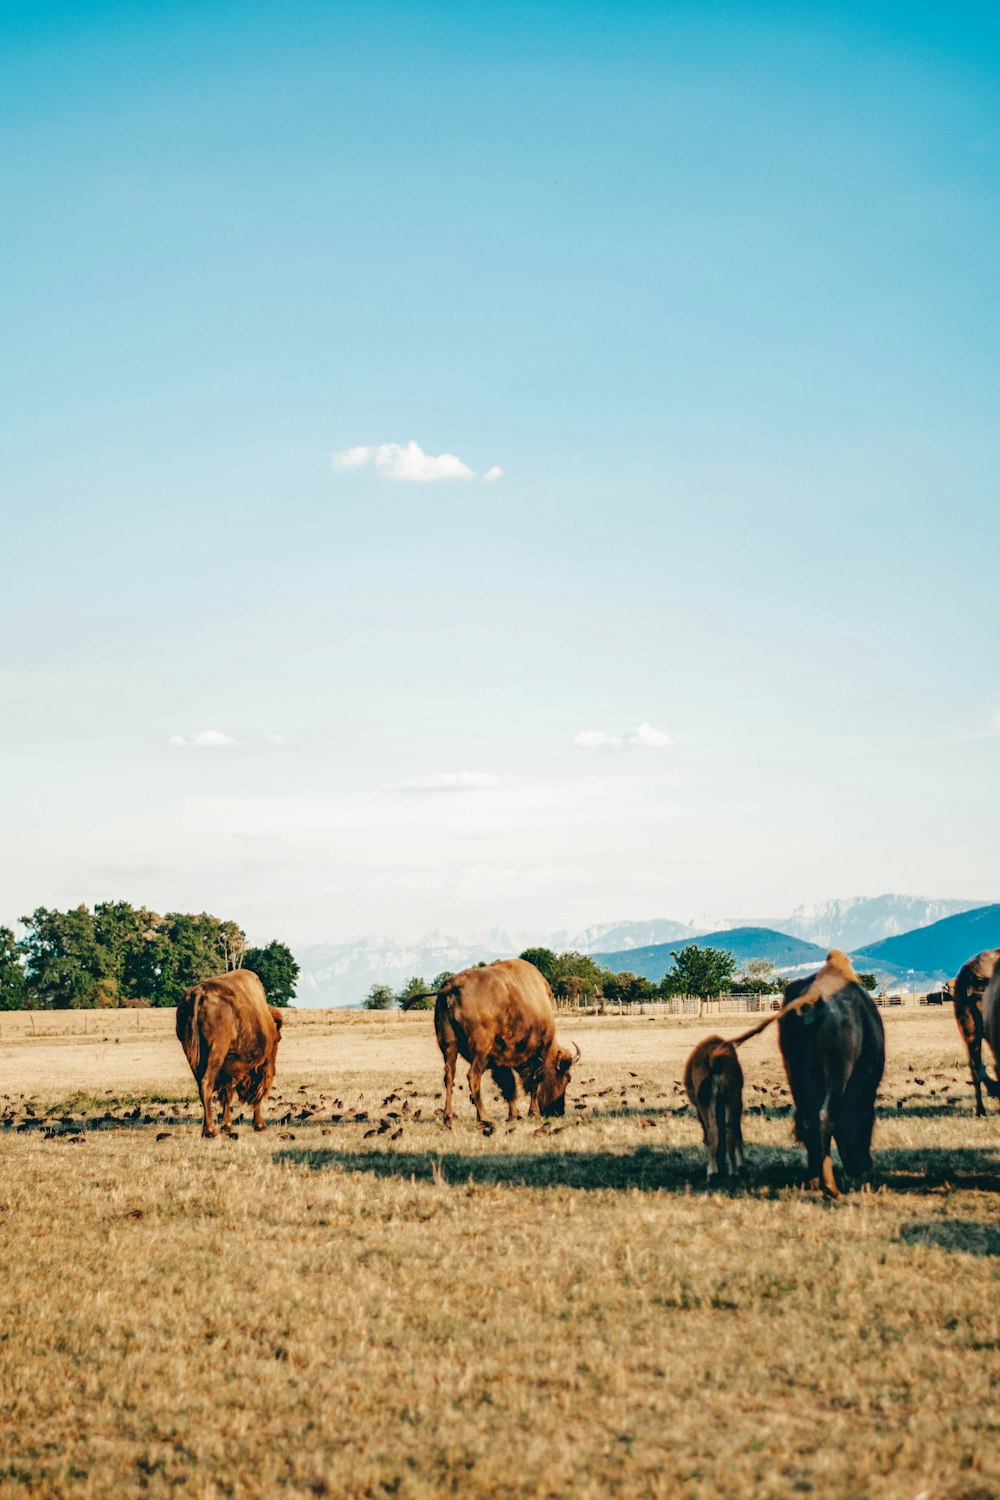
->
[899,1219,1000,1256]
[273,1143,1000,1197]
[273,1144,809,1194]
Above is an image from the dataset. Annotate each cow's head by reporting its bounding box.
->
[536,1040,581,1116]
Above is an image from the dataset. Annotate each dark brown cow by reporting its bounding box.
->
[945,948,1000,1117]
[684,1037,745,1181]
[777,950,885,1197]
[176,969,284,1138]
[981,968,1000,1103]
[407,959,578,1129]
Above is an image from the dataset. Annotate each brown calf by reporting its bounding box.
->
[684,1036,745,1181]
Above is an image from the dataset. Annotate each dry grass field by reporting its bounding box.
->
[2,1006,999,1499]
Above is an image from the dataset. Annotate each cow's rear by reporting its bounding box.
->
[684,1036,745,1182]
[177,969,283,1138]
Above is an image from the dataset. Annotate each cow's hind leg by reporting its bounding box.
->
[490,1066,520,1121]
[198,1039,229,1139]
[817,1085,845,1198]
[219,1080,238,1137]
[726,1094,746,1176]
[466,1055,493,1130]
[967,1010,987,1118]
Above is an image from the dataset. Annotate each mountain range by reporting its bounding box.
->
[294,894,990,1005]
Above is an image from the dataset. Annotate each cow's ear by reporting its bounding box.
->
[270,1007,284,1032]
[557,1049,574,1075]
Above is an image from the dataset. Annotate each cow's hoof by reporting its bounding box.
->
[803,1176,821,1193]
[202,1129,218,1140]
[224,1129,239,1140]
[481,1121,495,1137]
[253,1122,267,1133]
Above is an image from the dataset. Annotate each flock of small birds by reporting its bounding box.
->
[0,1061,973,1143]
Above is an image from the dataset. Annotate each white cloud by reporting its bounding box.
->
[483,465,504,483]
[392,771,501,794]
[573,723,671,752]
[263,733,286,746]
[330,445,372,472]
[628,722,672,749]
[331,439,476,483]
[168,729,237,749]
[573,730,624,751]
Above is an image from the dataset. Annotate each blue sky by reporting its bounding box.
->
[3,2,999,945]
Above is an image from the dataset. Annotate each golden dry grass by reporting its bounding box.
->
[2,1008,999,1499]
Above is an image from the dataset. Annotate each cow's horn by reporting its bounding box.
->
[570,1040,581,1062]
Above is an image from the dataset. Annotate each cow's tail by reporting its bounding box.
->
[727,984,827,1049]
[177,986,203,1071]
[400,990,437,1012]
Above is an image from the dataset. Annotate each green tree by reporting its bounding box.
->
[19,905,113,1009]
[395,975,433,1010]
[732,957,781,995]
[549,951,609,1006]
[243,941,300,1007]
[363,983,396,1011]
[857,973,878,993]
[430,971,454,990]
[663,945,737,1012]
[146,912,228,1006]
[0,927,27,1010]
[519,947,558,981]
[93,901,160,1000]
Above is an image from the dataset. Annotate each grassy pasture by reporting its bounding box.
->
[1,1008,999,1500]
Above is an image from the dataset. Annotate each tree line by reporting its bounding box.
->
[0,902,299,1010]
[363,944,878,1010]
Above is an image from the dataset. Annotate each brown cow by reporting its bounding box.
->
[176,969,284,1138]
[406,959,579,1129]
[945,948,1000,1117]
[684,1036,745,1181]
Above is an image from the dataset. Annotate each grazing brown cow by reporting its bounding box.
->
[684,1036,745,1181]
[776,950,885,1197]
[945,948,1000,1117]
[406,959,579,1129]
[176,969,284,1139]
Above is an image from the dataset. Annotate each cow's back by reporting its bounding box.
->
[438,958,556,1051]
[177,969,277,1072]
[955,949,1000,1005]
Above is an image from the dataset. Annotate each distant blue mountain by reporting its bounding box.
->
[594,927,828,982]
[850,903,1000,979]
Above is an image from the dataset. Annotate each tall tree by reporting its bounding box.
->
[243,941,299,1007]
[0,927,27,1010]
[396,975,433,1010]
[662,945,737,1011]
[519,947,558,981]
[147,913,228,1006]
[19,905,113,1009]
[363,983,396,1011]
[93,901,160,1000]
